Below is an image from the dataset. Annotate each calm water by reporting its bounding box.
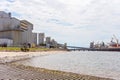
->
[15,51,120,80]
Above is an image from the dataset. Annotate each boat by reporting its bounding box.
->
[89,35,120,51]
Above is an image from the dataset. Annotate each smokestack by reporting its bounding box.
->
[8,12,11,18]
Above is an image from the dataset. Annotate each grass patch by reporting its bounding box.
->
[0,47,20,52]
[0,47,64,52]
[29,47,49,52]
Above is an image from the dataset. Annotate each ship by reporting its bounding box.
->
[90,35,120,51]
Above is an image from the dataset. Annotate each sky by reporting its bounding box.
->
[0,0,120,47]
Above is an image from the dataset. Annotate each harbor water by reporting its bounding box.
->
[15,51,120,80]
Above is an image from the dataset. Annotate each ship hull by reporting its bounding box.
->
[90,48,120,51]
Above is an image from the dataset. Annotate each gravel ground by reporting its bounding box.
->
[0,64,114,80]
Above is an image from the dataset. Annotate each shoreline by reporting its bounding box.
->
[6,63,113,80]
[0,51,114,80]
[0,51,68,63]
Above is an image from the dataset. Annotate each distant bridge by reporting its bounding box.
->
[67,46,90,51]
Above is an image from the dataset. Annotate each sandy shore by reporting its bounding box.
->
[0,51,114,80]
[0,51,67,63]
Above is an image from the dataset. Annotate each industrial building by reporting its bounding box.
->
[0,11,36,46]
[0,11,67,49]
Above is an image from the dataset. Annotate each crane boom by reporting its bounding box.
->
[113,35,119,47]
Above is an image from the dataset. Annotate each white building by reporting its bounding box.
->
[38,33,45,45]
[45,37,51,44]
[32,33,37,45]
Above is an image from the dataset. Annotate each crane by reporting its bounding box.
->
[113,35,119,47]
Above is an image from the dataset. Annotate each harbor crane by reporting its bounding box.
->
[112,35,119,47]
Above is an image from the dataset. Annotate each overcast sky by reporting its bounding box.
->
[1,0,120,47]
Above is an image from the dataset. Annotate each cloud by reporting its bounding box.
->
[47,18,74,26]
[1,0,120,47]
[6,0,15,3]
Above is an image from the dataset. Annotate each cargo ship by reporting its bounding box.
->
[90,35,120,51]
